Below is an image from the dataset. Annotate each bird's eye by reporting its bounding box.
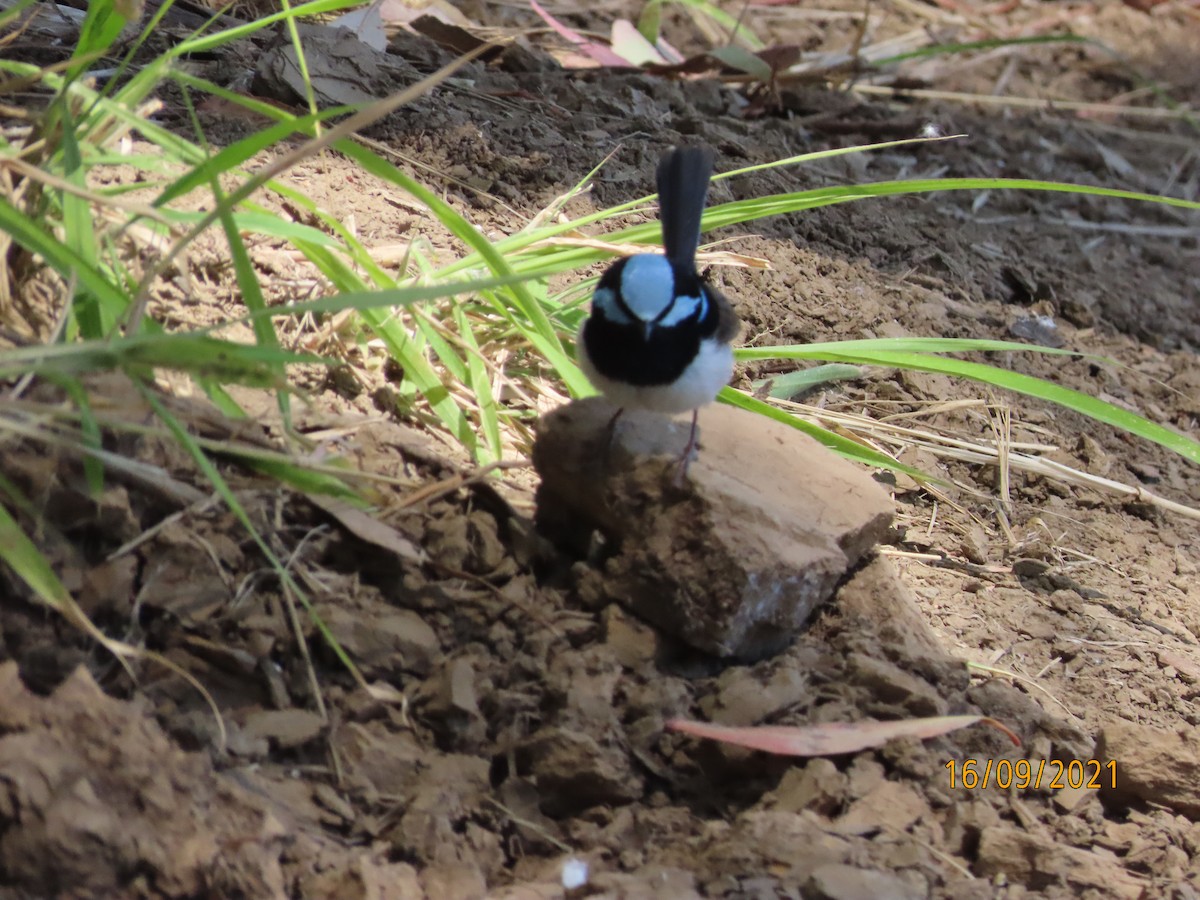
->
[593,286,633,325]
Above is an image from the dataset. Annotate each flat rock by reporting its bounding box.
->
[241,709,326,749]
[533,399,893,658]
[833,779,929,836]
[835,555,950,664]
[804,863,924,900]
[517,727,644,817]
[974,827,1146,898]
[1095,721,1200,817]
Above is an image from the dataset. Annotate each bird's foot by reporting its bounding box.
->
[672,409,700,488]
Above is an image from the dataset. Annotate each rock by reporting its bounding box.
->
[1012,557,1052,578]
[713,810,852,876]
[768,759,846,815]
[359,859,425,899]
[602,604,660,669]
[419,864,486,900]
[1096,722,1200,817]
[699,662,809,727]
[833,779,929,836]
[517,727,643,817]
[241,709,325,749]
[533,399,893,658]
[418,658,486,749]
[835,556,951,665]
[377,611,442,675]
[320,604,442,676]
[974,827,1147,898]
[0,664,284,896]
[804,863,924,900]
[589,867,701,899]
[847,653,946,716]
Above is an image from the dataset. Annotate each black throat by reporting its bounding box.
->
[583,259,720,387]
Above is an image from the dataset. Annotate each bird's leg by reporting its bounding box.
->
[602,407,624,470]
[607,407,625,434]
[673,409,699,486]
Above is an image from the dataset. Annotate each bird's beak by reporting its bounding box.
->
[643,322,654,341]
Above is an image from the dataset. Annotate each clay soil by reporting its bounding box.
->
[1,1,1199,897]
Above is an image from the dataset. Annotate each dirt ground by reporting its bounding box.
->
[2,0,1199,897]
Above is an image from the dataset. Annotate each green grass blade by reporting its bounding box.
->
[719,387,922,476]
[437,138,957,279]
[236,456,362,500]
[0,194,132,315]
[637,0,664,45]
[754,364,865,400]
[453,303,503,463]
[760,346,1200,465]
[333,139,591,396]
[197,377,248,418]
[156,107,348,207]
[57,106,109,338]
[70,0,129,79]
[361,307,481,457]
[0,501,75,607]
[167,0,367,56]
[876,34,1088,66]
[51,374,106,494]
[446,146,1199,284]
[671,0,764,50]
[0,332,322,383]
[209,177,291,421]
[736,336,1081,361]
[0,0,38,29]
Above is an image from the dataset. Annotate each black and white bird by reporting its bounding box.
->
[577,145,740,477]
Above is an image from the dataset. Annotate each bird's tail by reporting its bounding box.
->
[656,145,714,272]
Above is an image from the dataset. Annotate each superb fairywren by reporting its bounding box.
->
[577,145,740,478]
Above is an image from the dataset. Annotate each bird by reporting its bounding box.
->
[576,144,740,480]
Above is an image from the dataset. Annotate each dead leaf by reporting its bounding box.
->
[307,495,427,565]
[331,1,388,52]
[410,14,502,59]
[377,0,473,27]
[524,236,771,270]
[666,714,1020,756]
[529,0,630,68]
[610,19,667,66]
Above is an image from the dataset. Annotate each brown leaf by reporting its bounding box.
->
[666,714,1020,756]
[307,495,427,564]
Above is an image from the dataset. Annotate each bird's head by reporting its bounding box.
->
[594,254,706,341]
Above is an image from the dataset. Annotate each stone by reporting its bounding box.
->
[320,604,442,676]
[602,604,660,670]
[768,759,846,815]
[533,399,893,658]
[975,827,1147,898]
[240,709,325,749]
[835,556,951,665]
[517,727,643,817]
[847,653,946,716]
[804,863,924,900]
[833,779,929,836]
[1096,722,1200,817]
[699,662,809,727]
[418,658,486,749]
